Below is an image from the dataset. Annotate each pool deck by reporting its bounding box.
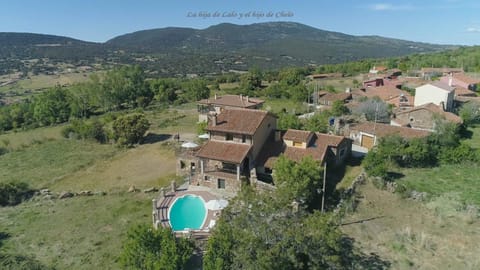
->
[155,188,223,235]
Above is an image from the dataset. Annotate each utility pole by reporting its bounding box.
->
[321,161,327,213]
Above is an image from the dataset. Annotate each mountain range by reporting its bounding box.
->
[0,22,457,75]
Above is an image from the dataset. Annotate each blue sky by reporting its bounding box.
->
[1,0,480,45]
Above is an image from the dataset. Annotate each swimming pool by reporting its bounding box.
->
[169,194,207,231]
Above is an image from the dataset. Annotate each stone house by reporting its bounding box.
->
[348,122,430,150]
[183,107,353,193]
[315,91,352,106]
[391,103,463,131]
[194,108,276,192]
[256,129,352,176]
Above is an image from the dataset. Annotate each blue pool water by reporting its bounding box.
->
[169,195,206,231]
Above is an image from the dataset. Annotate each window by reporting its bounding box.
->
[226,133,233,141]
[242,135,246,143]
[293,141,303,147]
[204,175,210,181]
[217,179,226,189]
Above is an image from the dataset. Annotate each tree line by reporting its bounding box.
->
[0,65,210,133]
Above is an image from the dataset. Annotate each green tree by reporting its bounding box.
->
[331,100,349,116]
[459,101,480,126]
[277,112,302,130]
[203,188,345,270]
[181,79,210,102]
[150,79,179,104]
[352,99,390,122]
[240,67,262,91]
[112,113,150,146]
[120,224,194,270]
[68,82,100,118]
[273,156,322,207]
[278,67,305,86]
[100,65,152,110]
[33,86,71,125]
[304,112,329,133]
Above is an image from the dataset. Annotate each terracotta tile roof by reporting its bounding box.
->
[196,141,252,164]
[198,94,264,108]
[454,86,477,97]
[421,67,463,73]
[396,103,463,124]
[318,92,352,102]
[452,73,480,85]
[283,129,313,143]
[207,108,275,135]
[363,85,412,104]
[350,122,430,139]
[258,131,347,168]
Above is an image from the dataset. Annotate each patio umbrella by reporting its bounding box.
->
[181,141,199,148]
[206,199,229,210]
[198,133,209,139]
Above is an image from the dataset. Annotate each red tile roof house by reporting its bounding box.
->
[197,94,264,122]
[363,78,384,88]
[347,122,431,150]
[256,130,352,176]
[315,91,352,106]
[440,73,480,97]
[352,85,414,108]
[189,108,352,193]
[420,67,463,80]
[391,103,463,131]
[194,108,277,192]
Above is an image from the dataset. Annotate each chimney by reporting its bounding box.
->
[214,94,217,100]
[239,94,242,101]
[209,112,217,126]
[345,87,351,93]
[448,73,453,87]
[246,96,249,102]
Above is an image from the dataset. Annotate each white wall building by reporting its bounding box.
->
[414,81,455,111]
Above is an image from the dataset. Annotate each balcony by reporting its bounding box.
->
[204,166,241,181]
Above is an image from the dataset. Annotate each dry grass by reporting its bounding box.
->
[0,125,64,150]
[51,143,177,192]
[0,72,97,93]
[341,180,480,269]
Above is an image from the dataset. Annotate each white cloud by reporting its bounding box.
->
[369,3,414,11]
[466,27,480,33]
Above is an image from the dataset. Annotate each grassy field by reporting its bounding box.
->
[262,98,309,114]
[464,124,480,149]
[399,164,480,206]
[0,139,118,189]
[0,193,152,269]
[0,108,187,269]
[342,180,480,270]
[0,72,96,94]
[0,125,64,150]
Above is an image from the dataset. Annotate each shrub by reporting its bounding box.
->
[438,143,479,164]
[0,253,53,270]
[61,119,107,143]
[112,113,150,146]
[0,182,35,207]
[0,147,8,156]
